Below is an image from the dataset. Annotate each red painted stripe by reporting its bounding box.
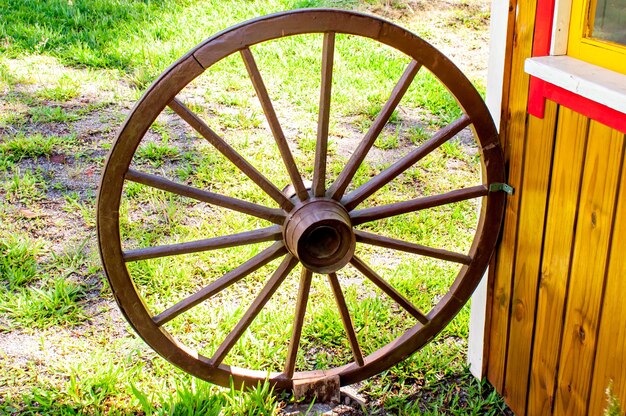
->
[526,0,556,120]
[528,78,626,134]
[532,0,557,56]
[527,76,547,118]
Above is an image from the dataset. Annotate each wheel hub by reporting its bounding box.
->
[283,199,356,274]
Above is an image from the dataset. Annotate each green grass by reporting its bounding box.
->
[136,141,180,167]
[0,0,305,87]
[2,167,48,203]
[63,193,96,228]
[0,133,60,162]
[36,73,82,101]
[17,369,280,416]
[374,128,401,150]
[0,276,87,330]
[605,383,625,416]
[0,234,42,289]
[0,0,508,413]
[29,105,80,123]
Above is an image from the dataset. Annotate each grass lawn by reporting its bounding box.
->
[0,0,511,414]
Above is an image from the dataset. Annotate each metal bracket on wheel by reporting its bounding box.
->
[489,182,515,195]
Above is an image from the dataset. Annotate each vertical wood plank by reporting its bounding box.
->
[527,108,589,415]
[554,122,624,416]
[487,0,540,395]
[503,101,558,415]
[587,131,626,416]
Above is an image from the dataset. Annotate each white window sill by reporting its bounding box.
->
[524,55,626,114]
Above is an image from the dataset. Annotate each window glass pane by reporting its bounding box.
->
[591,0,626,46]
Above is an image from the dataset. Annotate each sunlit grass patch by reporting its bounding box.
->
[17,348,149,415]
[374,129,401,150]
[132,376,280,415]
[0,61,12,90]
[36,73,82,102]
[136,141,180,167]
[49,236,96,275]
[132,378,225,416]
[0,133,60,162]
[0,277,87,330]
[0,0,300,88]
[0,108,27,127]
[2,167,48,203]
[0,234,42,289]
[62,193,96,228]
[29,105,79,123]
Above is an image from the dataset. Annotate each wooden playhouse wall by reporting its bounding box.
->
[484,1,626,415]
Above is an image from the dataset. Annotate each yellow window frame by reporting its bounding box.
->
[567,0,626,75]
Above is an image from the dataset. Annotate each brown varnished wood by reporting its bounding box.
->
[343,114,471,211]
[125,169,285,224]
[97,10,505,390]
[354,230,472,265]
[240,48,308,202]
[313,32,335,198]
[124,226,282,262]
[350,185,489,225]
[211,254,299,365]
[153,242,287,326]
[284,267,313,378]
[328,60,421,200]
[327,272,365,367]
[168,98,294,210]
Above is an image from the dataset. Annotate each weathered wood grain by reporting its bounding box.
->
[503,100,557,414]
[527,108,589,416]
[587,131,626,416]
[554,121,624,416]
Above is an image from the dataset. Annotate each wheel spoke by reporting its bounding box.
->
[350,185,488,225]
[327,60,422,200]
[327,272,365,367]
[240,47,309,202]
[312,32,335,198]
[211,254,299,366]
[152,242,287,326]
[354,230,471,265]
[123,226,282,262]
[343,115,472,211]
[284,267,313,378]
[350,256,428,325]
[125,169,285,224]
[168,98,294,211]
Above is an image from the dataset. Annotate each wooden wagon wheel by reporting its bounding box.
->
[97,9,506,390]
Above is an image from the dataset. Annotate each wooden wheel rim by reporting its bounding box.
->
[97,9,505,390]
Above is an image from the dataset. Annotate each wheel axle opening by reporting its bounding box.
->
[303,226,341,259]
[284,199,356,274]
